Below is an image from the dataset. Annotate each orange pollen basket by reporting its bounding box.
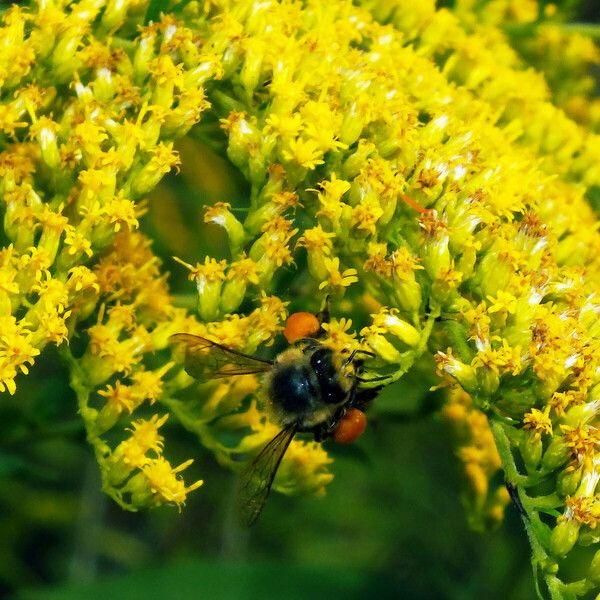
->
[333,408,367,444]
[283,311,321,343]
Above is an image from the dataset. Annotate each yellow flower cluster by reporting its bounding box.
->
[1,0,600,592]
[442,388,510,532]
[451,0,600,131]
[171,0,599,591]
[0,2,219,509]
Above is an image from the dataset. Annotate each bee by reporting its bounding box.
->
[170,311,386,526]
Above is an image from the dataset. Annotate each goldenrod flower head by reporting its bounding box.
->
[1,3,600,589]
[368,307,421,348]
[560,424,600,468]
[435,348,478,393]
[139,457,203,509]
[318,257,358,294]
[321,318,357,354]
[523,407,553,441]
[0,317,40,393]
[274,440,334,496]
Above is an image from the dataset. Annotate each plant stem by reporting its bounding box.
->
[490,418,564,600]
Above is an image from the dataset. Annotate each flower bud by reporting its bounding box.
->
[421,229,451,282]
[133,28,157,84]
[51,27,84,82]
[477,368,499,397]
[151,55,179,108]
[106,457,136,488]
[588,549,600,585]
[549,519,580,557]
[34,118,61,170]
[557,467,583,497]
[541,437,569,472]
[131,142,180,197]
[125,471,154,506]
[393,277,422,314]
[222,112,260,173]
[220,279,246,314]
[341,140,376,179]
[339,99,367,147]
[562,400,600,427]
[381,314,421,348]
[101,0,130,31]
[240,39,264,98]
[364,333,403,364]
[95,404,121,434]
[306,249,329,282]
[205,203,246,255]
[520,432,543,471]
[436,350,479,393]
[196,274,224,323]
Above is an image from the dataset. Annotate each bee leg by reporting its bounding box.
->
[299,422,328,443]
[351,385,385,412]
[342,348,375,368]
[311,425,327,443]
[354,374,393,384]
[304,407,347,442]
[316,295,331,326]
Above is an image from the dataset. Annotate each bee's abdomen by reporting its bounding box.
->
[310,347,349,404]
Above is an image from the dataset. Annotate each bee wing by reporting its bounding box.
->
[237,423,299,527]
[169,333,273,381]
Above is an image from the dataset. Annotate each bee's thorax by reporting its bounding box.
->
[263,344,352,428]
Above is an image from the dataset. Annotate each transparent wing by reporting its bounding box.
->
[169,333,273,381]
[237,423,298,527]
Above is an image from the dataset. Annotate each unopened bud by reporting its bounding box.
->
[549,519,580,557]
[520,433,543,471]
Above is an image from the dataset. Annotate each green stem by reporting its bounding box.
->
[490,419,528,486]
[59,347,136,513]
[441,319,474,363]
[490,419,564,600]
[171,293,199,310]
[555,23,600,39]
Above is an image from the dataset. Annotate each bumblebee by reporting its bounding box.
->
[170,312,385,526]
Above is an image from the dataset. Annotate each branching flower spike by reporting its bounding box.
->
[1,0,600,597]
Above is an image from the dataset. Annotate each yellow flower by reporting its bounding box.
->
[321,318,357,354]
[523,408,553,440]
[351,195,384,236]
[560,424,600,467]
[282,137,324,170]
[99,381,138,415]
[487,291,518,315]
[318,257,358,292]
[315,174,351,224]
[128,414,169,454]
[0,316,40,393]
[140,457,203,509]
[264,112,303,139]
